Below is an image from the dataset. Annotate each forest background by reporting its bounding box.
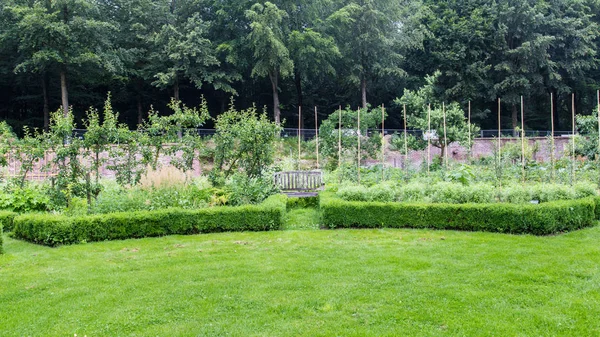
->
[1,0,599,133]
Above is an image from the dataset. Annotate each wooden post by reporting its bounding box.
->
[443,102,448,169]
[315,106,319,169]
[551,93,555,183]
[338,106,342,170]
[298,106,302,170]
[521,96,525,183]
[597,90,600,188]
[571,93,576,186]
[468,101,471,160]
[403,104,408,172]
[381,104,385,181]
[427,104,431,175]
[498,98,502,186]
[357,107,361,185]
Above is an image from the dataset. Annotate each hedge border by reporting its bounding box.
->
[13,194,287,247]
[0,211,16,232]
[0,222,3,254]
[321,193,596,235]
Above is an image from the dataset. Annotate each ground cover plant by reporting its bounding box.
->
[335,181,597,204]
[3,227,600,336]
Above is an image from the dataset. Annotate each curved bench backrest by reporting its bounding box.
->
[274,171,324,191]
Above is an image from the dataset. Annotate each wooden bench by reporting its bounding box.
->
[274,171,324,197]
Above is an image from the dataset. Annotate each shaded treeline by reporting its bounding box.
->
[1,0,599,133]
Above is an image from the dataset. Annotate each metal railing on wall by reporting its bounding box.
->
[69,128,578,141]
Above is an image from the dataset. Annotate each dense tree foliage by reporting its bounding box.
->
[1,0,599,132]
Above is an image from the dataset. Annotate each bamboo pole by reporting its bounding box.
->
[315,106,319,169]
[357,107,361,185]
[521,96,525,183]
[403,104,408,173]
[338,106,342,170]
[298,106,301,170]
[597,90,600,188]
[443,102,448,169]
[427,104,431,175]
[571,93,576,186]
[381,104,385,181]
[498,98,502,186]
[468,101,471,160]
[551,93,555,183]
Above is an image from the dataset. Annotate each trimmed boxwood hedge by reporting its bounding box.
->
[0,211,16,232]
[13,194,287,247]
[593,196,600,220]
[321,193,596,235]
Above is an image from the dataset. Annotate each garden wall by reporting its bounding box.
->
[386,137,572,169]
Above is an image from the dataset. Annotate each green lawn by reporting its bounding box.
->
[2,224,600,336]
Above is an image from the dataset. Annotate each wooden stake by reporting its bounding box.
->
[551,93,555,183]
[468,101,471,160]
[498,98,502,186]
[338,106,342,170]
[357,107,361,185]
[298,106,301,170]
[597,90,600,188]
[315,106,319,169]
[403,104,408,172]
[572,93,576,186]
[443,102,448,169]
[381,104,385,181]
[427,104,431,175]
[521,96,525,183]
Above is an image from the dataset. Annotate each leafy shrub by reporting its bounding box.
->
[225,172,280,206]
[336,185,369,202]
[212,101,282,182]
[430,182,466,204]
[0,186,49,213]
[444,164,476,186]
[321,193,595,235]
[366,182,397,202]
[533,184,576,203]
[91,183,221,214]
[0,222,3,254]
[396,182,428,202]
[14,194,287,247]
[574,183,598,199]
[338,181,590,205]
[462,183,495,204]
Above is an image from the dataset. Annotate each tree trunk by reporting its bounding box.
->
[511,104,518,137]
[270,71,281,125]
[294,69,303,110]
[60,69,69,116]
[174,80,180,101]
[552,89,560,130]
[361,76,367,109]
[137,94,143,126]
[42,72,49,131]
